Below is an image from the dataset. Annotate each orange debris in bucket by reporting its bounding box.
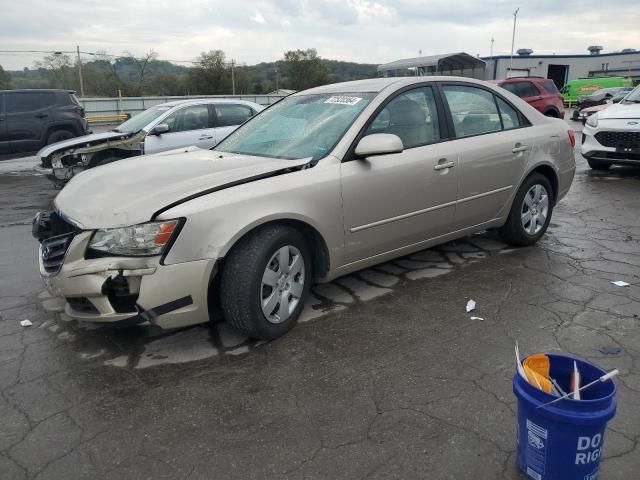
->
[523,354,553,393]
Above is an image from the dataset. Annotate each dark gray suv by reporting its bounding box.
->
[0,89,89,154]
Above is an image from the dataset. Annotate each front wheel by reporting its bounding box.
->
[220,225,311,340]
[499,173,554,246]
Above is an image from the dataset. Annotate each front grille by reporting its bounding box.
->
[41,232,74,275]
[595,131,640,148]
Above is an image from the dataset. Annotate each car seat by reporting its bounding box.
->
[386,99,430,148]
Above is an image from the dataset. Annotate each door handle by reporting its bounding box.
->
[512,145,529,153]
[198,135,214,140]
[434,159,455,171]
[35,113,48,119]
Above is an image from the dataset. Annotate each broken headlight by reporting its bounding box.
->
[88,219,182,256]
[586,113,598,128]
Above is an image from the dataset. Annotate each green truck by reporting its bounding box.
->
[560,76,634,104]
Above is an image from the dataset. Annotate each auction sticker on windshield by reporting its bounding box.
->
[324,96,363,106]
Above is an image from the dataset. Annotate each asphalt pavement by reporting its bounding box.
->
[1,125,639,480]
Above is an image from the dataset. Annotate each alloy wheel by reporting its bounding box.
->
[521,184,549,235]
[260,245,305,324]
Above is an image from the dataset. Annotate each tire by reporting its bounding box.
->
[544,109,559,118]
[220,225,312,340]
[499,173,554,247]
[587,159,612,171]
[46,129,74,145]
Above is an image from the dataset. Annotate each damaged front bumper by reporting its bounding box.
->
[34,158,87,186]
[38,229,216,329]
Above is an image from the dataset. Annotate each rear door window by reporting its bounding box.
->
[214,104,255,127]
[502,82,539,98]
[6,92,51,113]
[520,82,540,97]
[442,85,502,137]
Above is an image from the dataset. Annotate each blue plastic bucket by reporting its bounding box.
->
[513,353,616,480]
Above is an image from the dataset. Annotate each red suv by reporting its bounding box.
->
[493,77,565,119]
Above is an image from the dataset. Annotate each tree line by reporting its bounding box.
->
[0,49,378,97]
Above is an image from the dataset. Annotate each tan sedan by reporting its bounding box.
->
[33,77,576,339]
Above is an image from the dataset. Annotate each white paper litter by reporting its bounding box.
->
[466,299,476,313]
[470,316,484,321]
[20,319,33,327]
[611,281,630,287]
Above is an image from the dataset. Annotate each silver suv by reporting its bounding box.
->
[33,77,576,340]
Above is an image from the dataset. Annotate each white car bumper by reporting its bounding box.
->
[582,121,640,164]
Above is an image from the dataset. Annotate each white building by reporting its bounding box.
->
[483,47,640,88]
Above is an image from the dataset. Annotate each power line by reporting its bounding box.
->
[0,49,197,64]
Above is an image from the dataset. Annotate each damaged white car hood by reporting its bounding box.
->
[54,148,311,229]
[38,130,130,157]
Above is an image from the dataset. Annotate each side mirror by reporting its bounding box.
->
[149,123,170,136]
[355,133,404,158]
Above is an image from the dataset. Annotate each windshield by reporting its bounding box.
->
[622,85,640,103]
[215,93,375,160]
[115,106,172,133]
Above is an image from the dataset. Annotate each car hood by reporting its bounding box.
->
[582,104,609,114]
[597,102,640,120]
[54,148,311,229]
[38,131,132,157]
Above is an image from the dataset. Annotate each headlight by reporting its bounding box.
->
[586,114,598,128]
[88,219,182,256]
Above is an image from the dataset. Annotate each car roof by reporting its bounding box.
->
[155,98,262,108]
[295,76,494,95]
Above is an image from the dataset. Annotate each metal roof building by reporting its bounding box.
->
[377,52,486,80]
[482,48,640,88]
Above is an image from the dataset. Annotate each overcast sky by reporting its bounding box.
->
[1,0,639,70]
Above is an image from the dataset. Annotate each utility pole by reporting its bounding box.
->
[509,8,519,76]
[231,59,235,95]
[76,45,84,97]
[275,68,279,91]
[490,38,494,58]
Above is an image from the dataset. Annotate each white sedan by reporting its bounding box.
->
[36,99,264,186]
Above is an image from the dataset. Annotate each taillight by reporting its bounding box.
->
[74,106,85,118]
[568,129,575,147]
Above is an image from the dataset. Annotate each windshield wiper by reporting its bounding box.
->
[112,128,121,132]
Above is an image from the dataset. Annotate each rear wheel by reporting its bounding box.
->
[587,159,612,171]
[499,173,554,246]
[220,225,311,340]
[46,129,74,145]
